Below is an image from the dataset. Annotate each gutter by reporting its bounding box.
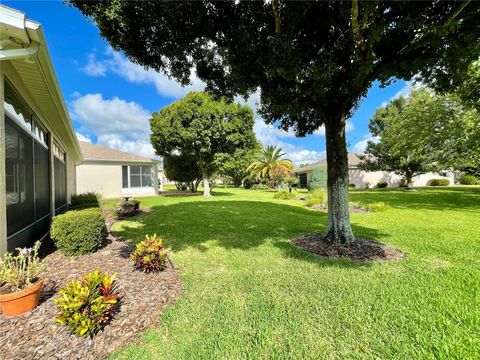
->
[0,40,39,61]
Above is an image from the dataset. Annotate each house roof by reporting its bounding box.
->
[1,5,83,163]
[295,153,364,173]
[79,141,155,163]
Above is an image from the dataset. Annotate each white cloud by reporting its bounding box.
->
[82,48,205,98]
[82,53,108,77]
[76,132,92,143]
[70,93,155,158]
[352,134,380,154]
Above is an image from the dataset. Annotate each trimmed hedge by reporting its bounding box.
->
[70,192,99,210]
[51,208,107,256]
[376,181,388,188]
[428,178,450,186]
[459,174,478,185]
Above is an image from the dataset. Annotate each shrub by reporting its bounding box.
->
[273,190,296,200]
[51,208,107,256]
[55,270,119,337]
[243,179,253,189]
[376,181,388,188]
[363,181,371,189]
[365,202,390,212]
[459,174,478,185]
[307,166,327,191]
[131,234,168,272]
[349,183,356,189]
[305,188,327,207]
[70,192,99,210]
[428,178,450,186]
[398,178,407,187]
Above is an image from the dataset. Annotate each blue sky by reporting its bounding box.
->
[6,0,410,164]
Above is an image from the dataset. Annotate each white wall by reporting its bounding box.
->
[76,162,158,199]
[348,168,455,188]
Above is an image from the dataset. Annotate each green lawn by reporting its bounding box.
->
[109,187,480,359]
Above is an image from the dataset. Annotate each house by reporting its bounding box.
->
[0,5,82,254]
[76,141,161,198]
[295,153,455,188]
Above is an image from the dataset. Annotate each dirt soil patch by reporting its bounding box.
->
[0,233,183,359]
[293,234,405,261]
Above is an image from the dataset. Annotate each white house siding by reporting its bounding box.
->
[76,162,158,199]
[302,168,455,189]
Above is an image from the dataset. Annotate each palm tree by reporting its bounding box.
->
[247,145,295,182]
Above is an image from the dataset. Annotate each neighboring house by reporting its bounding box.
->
[76,141,160,198]
[295,153,455,188]
[0,5,82,254]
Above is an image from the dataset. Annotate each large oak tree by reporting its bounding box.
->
[70,0,480,243]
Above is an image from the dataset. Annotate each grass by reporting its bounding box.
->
[109,187,480,359]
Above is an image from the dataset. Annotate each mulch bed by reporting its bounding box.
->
[0,217,183,360]
[293,234,405,261]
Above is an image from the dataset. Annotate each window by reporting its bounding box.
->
[122,165,153,188]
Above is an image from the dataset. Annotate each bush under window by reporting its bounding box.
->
[51,208,107,256]
[70,192,99,210]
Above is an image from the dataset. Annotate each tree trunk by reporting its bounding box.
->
[202,169,211,197]
[324,113,355,244]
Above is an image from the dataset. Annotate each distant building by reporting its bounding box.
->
[76,141,160,198]
[295,153,454,188]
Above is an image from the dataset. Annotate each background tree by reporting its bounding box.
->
[71,0,480,244]
[360,87,480,186]
[247,145,294,186]
[163,154,201,193]
[359,94,437,188]
[150,92,256,196]
[215,147,259,188]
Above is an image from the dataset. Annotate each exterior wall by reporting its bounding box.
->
[76,161,158,199]
[1,62,79,254]
[300,166,455,189]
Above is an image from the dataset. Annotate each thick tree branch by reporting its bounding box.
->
[272,0,281,34]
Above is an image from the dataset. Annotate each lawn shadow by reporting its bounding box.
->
[112,200,387,268]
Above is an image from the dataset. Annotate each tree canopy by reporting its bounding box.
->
[215,147,259,188]
[150,92,257,196]
[70,0,480,243]
[247,145,295,185]
[360,87,480,184]
[163,153,201,193]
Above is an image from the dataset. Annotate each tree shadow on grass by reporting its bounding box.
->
[349,187,480,212]
[112,200,387,268]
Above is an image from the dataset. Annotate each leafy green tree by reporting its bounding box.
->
[247,145,294,184]
[150,92,256,196]
[215,147,259,188]
[163,154,201,193]
[359,95,437,189]
[360,88,480,186]
[71,0,480,243]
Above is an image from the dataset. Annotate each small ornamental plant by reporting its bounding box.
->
[55,270,119,337]
[131,234,168,273]
[0,241,44,292]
